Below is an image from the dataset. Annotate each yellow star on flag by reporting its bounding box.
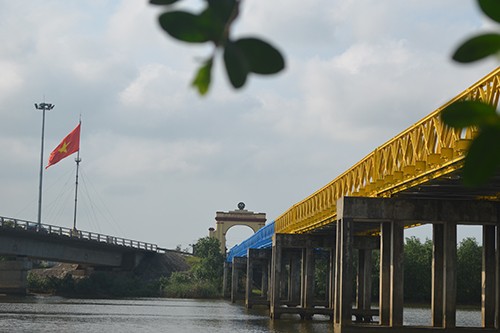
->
[58,141,69,153]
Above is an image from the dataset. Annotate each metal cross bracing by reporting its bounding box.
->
[276,67,500,235]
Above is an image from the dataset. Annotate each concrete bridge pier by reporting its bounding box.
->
[0,257,32,294]
[270,233,335,319]
[245,248,271,308]
[353,236,379,323]
[231,256,246,303]
[334,196,500,333]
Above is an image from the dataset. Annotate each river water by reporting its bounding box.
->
[0,296,481,332]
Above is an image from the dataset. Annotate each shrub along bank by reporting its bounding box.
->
[28,269,161,297]
[160,237,224,298]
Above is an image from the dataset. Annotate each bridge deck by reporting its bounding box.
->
[0,216,160,253]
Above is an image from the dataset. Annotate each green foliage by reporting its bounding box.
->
[443,0,500,186]
[191,58,212,95]
[442,101,500,186]
[403,237,433,302]
[27,271,161,297]
[457,237,482,304]
[160,237,224,298]
[313,251,330,299]
[452,33,500,63]
[160,271,220,298]
[150,0,285,95]
[191,237,224,285]
[366,236,483,305]
[479,0,500,23]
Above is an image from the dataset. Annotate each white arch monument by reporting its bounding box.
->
[208,202,266,254]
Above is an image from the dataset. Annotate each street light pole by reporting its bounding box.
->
[35,102,54,228]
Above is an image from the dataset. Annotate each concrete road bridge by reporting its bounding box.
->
[0,215,163,293]
[223,67,500,332]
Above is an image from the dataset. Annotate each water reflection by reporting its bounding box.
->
[0,295,482,333]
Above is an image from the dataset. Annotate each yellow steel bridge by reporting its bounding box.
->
[276,67,500,235]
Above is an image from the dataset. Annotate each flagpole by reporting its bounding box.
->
[35,102,54,228]
[73,119,82,231]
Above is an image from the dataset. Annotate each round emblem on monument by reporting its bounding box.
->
[237,202,245,210]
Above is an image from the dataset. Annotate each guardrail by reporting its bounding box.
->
[0,215,161,253]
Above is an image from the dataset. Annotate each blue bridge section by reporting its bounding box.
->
[226,221,274,262]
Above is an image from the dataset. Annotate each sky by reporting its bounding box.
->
[0,0,497,250]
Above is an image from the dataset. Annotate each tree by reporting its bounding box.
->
[404,237,433,303]
[456,237,482,304]
[191,237,225,287]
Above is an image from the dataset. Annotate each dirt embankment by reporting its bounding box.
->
[31,251,191,281]
[134,251,191,281]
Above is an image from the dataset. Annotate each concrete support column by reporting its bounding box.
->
[390,220,404,327]
[270,234,282,319]
[482,225,496,328]
[302,246,315,319]
[262,258,269,302]
[356,248,372,321]
[333,217,353,330]
[329,248,336,311]
[246,253,255,309]
[0,257,32,294]
[222,262,232,299]
[379,221,391,326]
[289,250,302,306]
[231,257,246,303]
[443,222,457,328]
[432,223,444,327]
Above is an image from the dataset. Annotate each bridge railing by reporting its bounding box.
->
[0,216,161,253]
[276,67,500,234]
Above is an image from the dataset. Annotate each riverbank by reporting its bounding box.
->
[27,251,191,298]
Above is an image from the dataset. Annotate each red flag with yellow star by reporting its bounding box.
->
[46,123,81,169]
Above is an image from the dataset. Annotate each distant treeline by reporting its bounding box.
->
[313,236,482,306]
[400,236,482,305]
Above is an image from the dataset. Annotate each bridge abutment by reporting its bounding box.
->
[0,257,32,295]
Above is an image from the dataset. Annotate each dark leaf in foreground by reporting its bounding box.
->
[150,0,180,5]
[441,100,497,128]
[224,41,249,88]
[478,0,500,24]
[452,33,500,63]
[462,126,500,186]
[235,38,285,74]
[158,11,211,43]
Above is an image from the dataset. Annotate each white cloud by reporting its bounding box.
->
[0,61,24,101]
[118,63,189,114]
[87,133,221,179]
